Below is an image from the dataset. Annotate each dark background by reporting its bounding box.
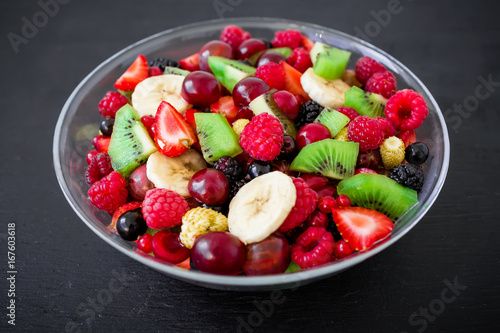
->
[1,0,499,332]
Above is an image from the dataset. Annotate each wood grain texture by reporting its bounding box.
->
[1,0,499,332]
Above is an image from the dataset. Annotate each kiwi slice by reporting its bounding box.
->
[314,107,350,137]
[108,105,157,178]
[344,86,387,117]
[208,56,256,93]
[194,113,243,164]
[290,139,359,179]
[247,47,293,65]
[163,66,190,77]
[310,42,351,80]
[249,90,297,139]
[337,173,418,221]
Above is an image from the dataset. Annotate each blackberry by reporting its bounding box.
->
[229,179,247,199]
[294,101,323,130]
[149,58,179,71]
[213,156,243,183]
[389,164,424,192]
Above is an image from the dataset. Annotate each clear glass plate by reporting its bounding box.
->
[53,17,449,291]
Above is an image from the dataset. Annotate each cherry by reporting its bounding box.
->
[191,232,246,275]
[232,77,270,107]
[243,232,290,276]
[318,196,337,213]
[188,168,229,206]
[198,40,233,72]
[137,234,153,253]
[296,123,331,150]
[181,71,221,106]
[336,194,352,208]
[152,230,190,264]
[128,164,155,200]
[273,90,299,121]
[256,51,287,67]
[334,240,354,259]
[235,106,254,121]
[236,38,267,59]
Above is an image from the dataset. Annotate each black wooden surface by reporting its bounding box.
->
[1,0,499,332]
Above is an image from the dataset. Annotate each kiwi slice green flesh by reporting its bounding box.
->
[163,66,190,77]
[290,139,359,179]
[344,86,387,118]
[310,42,351,80]
[208,56,256,93]
[249,90,297,139]
[194,113,242,164]
[314,107,350,137]
[337,173,418,221]
[108,104,157,178]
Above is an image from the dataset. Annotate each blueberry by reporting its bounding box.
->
[116,209,148,241]
[246,160,272,180]
[405,142,429,165]
[100,117,114,136]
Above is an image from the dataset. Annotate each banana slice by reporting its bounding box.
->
[146,149,207,197]
[300,68,351,109]
[132,74,191,118]
[228,171,296,244]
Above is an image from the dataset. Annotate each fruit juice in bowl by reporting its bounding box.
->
[54,18,449,290]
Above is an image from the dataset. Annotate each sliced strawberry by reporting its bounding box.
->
[300,35,315,52]
[176,257,191,269]
[109,201,142,233]
[179,52,200,71]
[280,61,310,100]
[332,207,393,251]
[92,134,111,152]
[114,54,149,91]
[211,96,239,124]
[154,101,197,157]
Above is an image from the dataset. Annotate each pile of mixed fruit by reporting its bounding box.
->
[84,25,431,276]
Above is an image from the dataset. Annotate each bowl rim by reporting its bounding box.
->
[53,17,450,289]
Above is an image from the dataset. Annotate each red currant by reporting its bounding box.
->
[137,234,153,253]
[318,196,337,213]
[337,194,351,208]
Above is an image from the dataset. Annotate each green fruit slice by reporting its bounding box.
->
[310,42,351,80]
[314,107,350,137]
[344,86,387,118]
[208,56,256,93]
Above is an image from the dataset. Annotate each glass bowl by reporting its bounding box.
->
[53,17,449,291]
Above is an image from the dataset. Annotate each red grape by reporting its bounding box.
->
[188,169,229,206]
[128,164,155,200]
[243,232,290,276]
[256,51,287,67]
[232,77,270,107]
[296,123,331,150]
[198,40,233,72]
[237,38,267,59]
[273,90,299,120]
[181,71,221,106]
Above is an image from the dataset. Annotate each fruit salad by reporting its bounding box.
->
[84,25,430,276]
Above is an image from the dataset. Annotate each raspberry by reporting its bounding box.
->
[180,207,228,249]
[220,25,251,49]
[365,71,397,99]
[354,56,386,85]
[385,89,429,131]
[88,171,128,215]
[85,152,113,185]
[239,113,284,161]
[255,62,286,90]
[373,116,396,138]
[336,107,360,121]
[142,188,189,229]
[214,156,243,183]
[279,178,318,232]
[98,91,129,118]
[291,226,335,269]
[380,136,406,170]
[287,47,312,73]
[347,116,385,151]
[271,30,302,49]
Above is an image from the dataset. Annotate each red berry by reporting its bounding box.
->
[152,230,190,264]
[113,54,149,91]
[354,56,386,85]
[398,130,417,148]
[365,71,397,99]
[287,47,312,73]
[86,149,99,165]
[110,201,142,233]
[271,30,302,49]
[88,171,128,215]
[239,113,284,161]
[279,178,318,232]
[373,116,396,138]
[296,123,331,150]
[255,62,286,90]
[336,194,351,208]
[140,115,156,138]
[299,174,329,190]
[137,234,153,253]
[220,25,251,49]
[148,66,163,77]
[336,107,360,121]
[98,91,129,118]
[85,152,113,185]
[334,240,354,259]
[305,210,330,228]
[92,134,111,153]
[291,226,335,269]
[354,167,377,175]
[142,188,189,229]
[348,116,385,151]
[385,89,429,132]
[314,184,337,199]
[318,196,337,213]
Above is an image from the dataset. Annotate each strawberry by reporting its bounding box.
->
[113,54,149,91]
[280,61,310,101]
[332,207,393,251]
[92,134,111,152]
[184,108,201,131]
[211,96,239,124]
[179,52,200,71]
[154,101,198,157]
[300,35,315,52]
